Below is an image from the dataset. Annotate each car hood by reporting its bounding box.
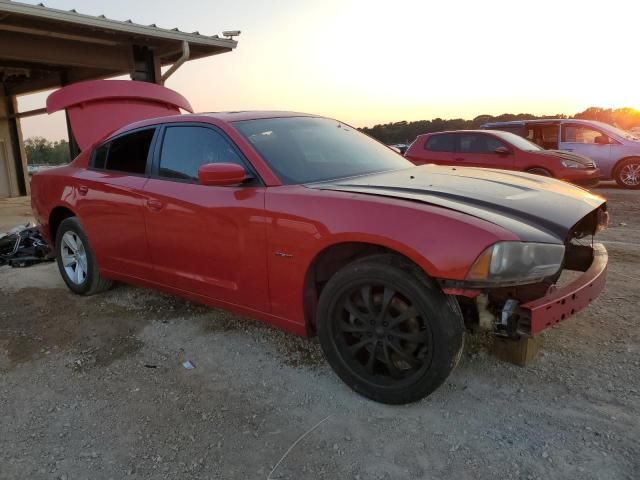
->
[307,165,606,243]
[533,149,596,167]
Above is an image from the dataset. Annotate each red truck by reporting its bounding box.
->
[31,80,608,404]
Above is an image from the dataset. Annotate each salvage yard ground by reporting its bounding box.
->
[0,184,638,480]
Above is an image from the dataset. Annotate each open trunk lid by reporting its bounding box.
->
[46,79,193,150]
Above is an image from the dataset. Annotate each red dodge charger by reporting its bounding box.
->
[405,130,602,186]
[31,81,609,404]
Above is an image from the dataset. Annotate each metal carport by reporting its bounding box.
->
[0,0,238,197]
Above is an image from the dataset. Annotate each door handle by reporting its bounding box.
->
[146,199,164,211]
[455,157,465,162]
[78,185,88,195]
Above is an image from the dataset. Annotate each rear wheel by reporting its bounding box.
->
[317,255,464,404]
[55,217,112,295]
[526,167,552,177]
[614,158,640,189]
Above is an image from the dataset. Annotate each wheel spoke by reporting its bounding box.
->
[61,253,75,267]
[344,298,370,323]
[360,286,375,316]
[64,233,79,253]
[378,287,395,321]
[389,330,428,344]
[365,341,378,373]
[387,340,421,368]
[347,337,373,355]
[75,262,84,284]
[340,323,371,334]
[388,306,418,329]
[382,342,403,378]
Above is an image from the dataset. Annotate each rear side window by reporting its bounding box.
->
[458,134,505,153]
[425,134,455,152]
[94,129,155,174]
[158,126,244,181]
[93,144,109,169]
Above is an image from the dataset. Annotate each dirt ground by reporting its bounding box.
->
[0,184,638,480]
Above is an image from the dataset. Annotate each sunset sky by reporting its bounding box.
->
[17,0,640,140]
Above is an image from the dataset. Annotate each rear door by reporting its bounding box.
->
[74,128,157,280]
[407,133,456,165]
[453,133,516,170]
[559,123,612,168]
[142,123,270,311]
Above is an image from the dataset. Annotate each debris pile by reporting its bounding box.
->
[0,223,52,268]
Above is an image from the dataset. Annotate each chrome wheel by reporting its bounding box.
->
[60,231,88,285]
[620,162,640,186]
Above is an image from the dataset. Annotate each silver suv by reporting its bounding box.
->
[482,119,640,188]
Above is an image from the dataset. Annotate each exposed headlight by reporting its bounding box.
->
[561,159,587,169]
[596,209,609,232]
[467,242,565,285]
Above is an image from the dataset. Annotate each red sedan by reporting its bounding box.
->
[405,130,602,186]
[31,81,609,404]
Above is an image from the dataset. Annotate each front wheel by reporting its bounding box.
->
[614,158,640,189]
[55,217,113,295]
[526,167,552,177]
[317,255,464,404]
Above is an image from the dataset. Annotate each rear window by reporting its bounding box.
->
[93,129,155,175]
[425,134,455,152]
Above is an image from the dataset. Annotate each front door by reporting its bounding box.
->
[142,124,269,312]
[559,123,612,168]
[454,133,516,170]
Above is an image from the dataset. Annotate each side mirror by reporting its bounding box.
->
[198,163,248,186]
[494,146,510,154]
[594,135,609,145]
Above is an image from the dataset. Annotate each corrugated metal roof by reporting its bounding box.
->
[0,0,238,49]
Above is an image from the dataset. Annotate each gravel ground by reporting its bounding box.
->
[0,185,638,480]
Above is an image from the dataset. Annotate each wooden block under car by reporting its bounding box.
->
[491,336,544,366]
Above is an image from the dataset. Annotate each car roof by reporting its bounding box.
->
[422,129,505,135]
[109,111,319,138]
[482,118,607,127]
[201,111,317,122]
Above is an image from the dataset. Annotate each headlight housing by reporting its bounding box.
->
[561,159,587,169]
[467,242,565,286]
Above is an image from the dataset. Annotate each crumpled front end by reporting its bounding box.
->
[444,205,609,338]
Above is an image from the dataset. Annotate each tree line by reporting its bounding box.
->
[360,107,640,145]
[24,137,70,165]
[23,107,640,164]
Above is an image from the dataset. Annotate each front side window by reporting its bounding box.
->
[100,129,154,174]
[158,126,244,181]
[234,117,411,184]
[457,134,505,153]
[562,124,608,144]
[425,134,455,152]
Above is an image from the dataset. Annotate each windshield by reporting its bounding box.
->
[234,117,412,184]
[590,121,640,141]
[490,130,543,151]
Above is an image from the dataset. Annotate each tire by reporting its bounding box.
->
[55,217,112,295]
[613,157,640,189]
[526,167,552,177]
[316,254,464,404]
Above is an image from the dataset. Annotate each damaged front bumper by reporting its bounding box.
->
[443,243,608,338]
[517,243,607,336]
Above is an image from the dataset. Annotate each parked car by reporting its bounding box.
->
[31,80,609,404]
[481,119,640,188]
[404,130,601,186]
